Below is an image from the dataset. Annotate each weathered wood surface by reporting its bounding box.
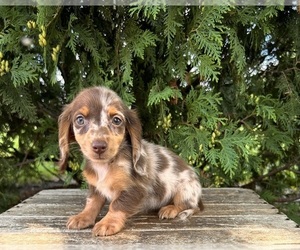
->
[0,188,299,249]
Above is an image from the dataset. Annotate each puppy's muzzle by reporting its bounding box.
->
[92,140,108,154]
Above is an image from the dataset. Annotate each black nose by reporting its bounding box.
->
[92,141,107,154]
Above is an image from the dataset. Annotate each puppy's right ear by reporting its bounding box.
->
[58,104,74,172]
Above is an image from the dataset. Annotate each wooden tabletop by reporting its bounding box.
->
[0,188,299,249]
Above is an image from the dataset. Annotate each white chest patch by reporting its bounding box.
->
[92,163,115,201]
[93,163,109,181]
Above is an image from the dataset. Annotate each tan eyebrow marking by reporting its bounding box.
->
[78,106,90,116]
[107,106,122,117]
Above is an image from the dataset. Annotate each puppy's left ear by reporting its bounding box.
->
[125,109,145,175]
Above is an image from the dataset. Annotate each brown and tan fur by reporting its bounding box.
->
[58,86,203,236]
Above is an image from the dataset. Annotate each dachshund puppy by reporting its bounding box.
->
[58,86,202,236]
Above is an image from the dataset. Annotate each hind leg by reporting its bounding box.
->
[158,204,182,219]
[158,179,202,220]
[158,200,198,220]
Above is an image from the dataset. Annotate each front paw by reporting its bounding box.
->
[67,213,95,229]
[92,215,125,236]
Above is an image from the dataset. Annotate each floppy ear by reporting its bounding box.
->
[58,104,74,172]
[125,109,145,175]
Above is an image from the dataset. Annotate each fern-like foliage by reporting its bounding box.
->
[169,125,210,164]
[119,21,158,85]
[148,84,182,106]
[227,29,246,74]
[75,24,104,65]
[163,7,183,49]
[129,1,165,20]
[65,13,79,56]
[188,6,231,76]
[185,89,225,129]
[216,127,256,177]
[10,56,40,86]
[0,83,37,122]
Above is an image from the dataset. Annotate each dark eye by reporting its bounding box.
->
[76,115,85,126]
[112,116,122,126]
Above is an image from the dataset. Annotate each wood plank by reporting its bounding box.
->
[0,188,299,249]
[0,229,299,248]
[0,213,296,230]
[1,203,279,217]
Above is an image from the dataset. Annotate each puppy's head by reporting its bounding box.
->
[58,86,143,174]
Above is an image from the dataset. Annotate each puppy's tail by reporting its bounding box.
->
[198,199,205,212]
[177,199,204,220]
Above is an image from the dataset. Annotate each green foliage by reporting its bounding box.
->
[0,84,37,122]
[163,7,183,49]
[0,5,299,223]
[129,1,165,20]
[185,89,225,129]
[148,85,182,106]
[10,56,40,86]
[190,6,229,64]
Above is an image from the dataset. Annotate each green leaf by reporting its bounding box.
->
[66,13,79,56]
[148,84,182,106]
[228,29,246,74]
[262,125,293,157]
[120,46,133,85]
[164,7,183,49]
[75,24,103,65]
[185,89,225,129]
[190,6,230,63]
[131,30,158,59]
[10,56,39,86]
[129,2,166,20]
[0,84,37,122]
[205,125,256,178]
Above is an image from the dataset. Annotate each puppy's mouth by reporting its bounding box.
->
[89,151,110,162]
[91,153,106,160]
